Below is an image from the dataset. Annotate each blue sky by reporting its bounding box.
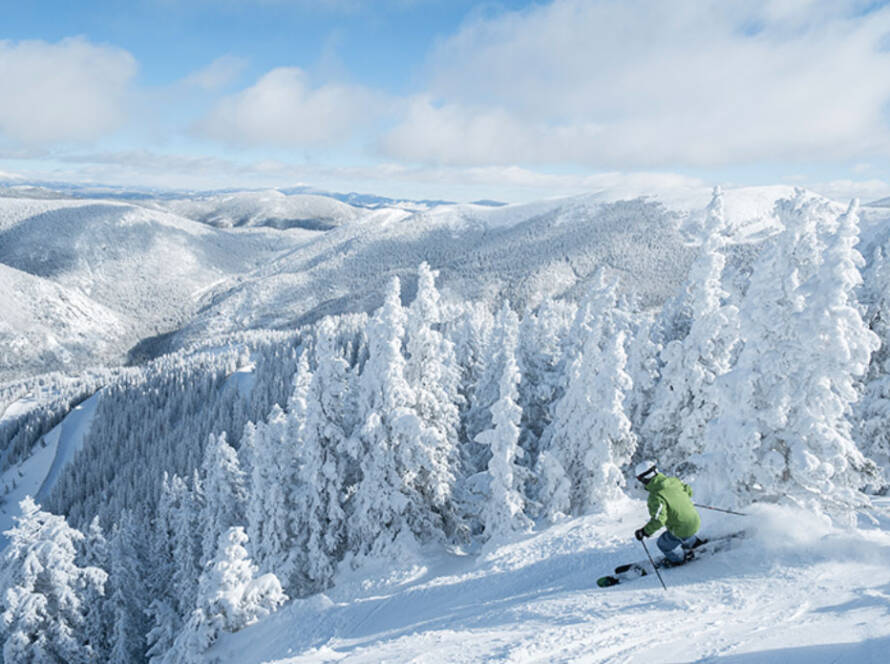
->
[2,0,890,203]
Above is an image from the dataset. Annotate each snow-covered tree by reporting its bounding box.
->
[289,322,353,592]
[79,515,112,662]
[642,187,740,473]
[200,432,247,567]
[699,194,879,517]
[516,298,575,473]
[0,497,107,664]
[858,244,890,485]
[538,270,637,518]
[244,405,296,584]
[108,510,148,664]
[163,527,285,664]
[169,473,204,618]
[145,476,183,663]
[349,276,450,555]
[450,301,496,449]
[476,303,533,543]
[404,263,462,535]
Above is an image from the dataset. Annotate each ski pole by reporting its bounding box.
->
[640,539,667,591]
[694,503,747,517]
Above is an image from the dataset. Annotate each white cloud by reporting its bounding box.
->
[381,0,890,168]
[0,37,136,145]
[808,178,890,203]
[10,147,707,203]
[181,55,248,91]
[197,67,383,146]
[380,96,610,166]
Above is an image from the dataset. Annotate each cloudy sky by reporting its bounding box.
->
[2,0,890,202]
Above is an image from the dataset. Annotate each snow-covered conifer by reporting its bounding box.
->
[858,244,890,484]
[289,321,353,592]
[108,510,148,664]
[476,303,532,542]
[200,431,247,567]
[170,473,204,617]
[700,194,879,516]
[244,406,295,582]
[163,527,285,663]
[0,497,107,664]
[404,263,461,534]
[642,187,740,473]
[538,270,637,518]
[349,277,434,555]
[450,301,496,449]
[79,516,112,662]
[516,298,574,472]
[145,476,182,662]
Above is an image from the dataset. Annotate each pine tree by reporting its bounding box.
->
[145,476,182,663]
[476,303,533,544]
[642,187,740,474]
[289,322,352,592]
[516,298,574,476]
[170,473,203,618]
[79,515,112,661]
[1,497,107,664]
[200,432,247,568]
[700,193,879,516]
[108,510,149,664]
[244,406,295,583]
[538,270,637,518]
[163,528,286,664]
[404,263,462,536]
[858,244,890,486]
[348,277,427,555]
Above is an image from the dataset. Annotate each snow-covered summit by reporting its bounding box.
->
[149,190,366,231]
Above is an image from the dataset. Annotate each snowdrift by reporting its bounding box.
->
[213,498,890,664]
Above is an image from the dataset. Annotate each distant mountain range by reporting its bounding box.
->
[0,179,505,210]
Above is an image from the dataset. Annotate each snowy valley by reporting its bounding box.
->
[2,184,890,663]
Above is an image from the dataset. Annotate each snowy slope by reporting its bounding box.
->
[5,185,886,383]
[215,498,890,664]
[0,196,311,378]
[0,390,100,544]
[170,186,865,354]
[0,263,127,381]
[168,196,698,349]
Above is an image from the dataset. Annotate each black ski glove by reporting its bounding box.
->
[634,528,647,541]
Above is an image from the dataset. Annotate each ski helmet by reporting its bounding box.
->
[634,460,658,483]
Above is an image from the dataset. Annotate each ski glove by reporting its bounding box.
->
[634,528,648,540]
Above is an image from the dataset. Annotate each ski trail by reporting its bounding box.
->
[35,390,102,502]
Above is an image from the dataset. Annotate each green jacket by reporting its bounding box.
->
[643,473,701,539]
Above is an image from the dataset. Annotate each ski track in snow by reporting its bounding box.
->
[215,498,890,664]
[0,391,101,543]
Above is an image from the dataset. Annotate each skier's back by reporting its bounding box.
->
[633,460,701,566]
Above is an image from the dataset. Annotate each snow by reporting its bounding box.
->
[0,390,101,545]
[211,497,890,664]
[147,190,365,231]
[5,182,890,663]
[0,421,57,544]
[0,395,40,424]
[35,390,101,502]
[5,184,885,384]
[226,362,257,399]
[0,196,309,379]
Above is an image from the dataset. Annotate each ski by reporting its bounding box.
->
[597,530,746,588]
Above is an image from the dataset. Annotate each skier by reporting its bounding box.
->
[633,460,702,567]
